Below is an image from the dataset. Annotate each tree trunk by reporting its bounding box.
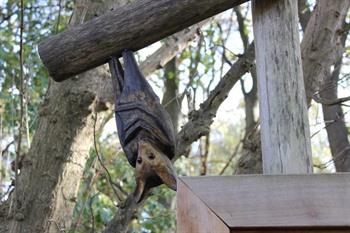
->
[297,0,311,32]
[5,1,127,232]
[252,0,312,174]
[322,61,350,172]
[235,6,258,135]
[162,58,180,131]
[301,0,350,106]
[236,126,262,174]
[321,29,350,172]
[8,66,111,233]
[299,0,350,172]
[234,6,261,174]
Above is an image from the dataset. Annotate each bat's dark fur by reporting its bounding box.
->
[109,50,176,202]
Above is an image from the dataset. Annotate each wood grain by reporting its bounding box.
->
[38,0,247,81]
[177,178,230,233]
[178,174,350,230]
[252,0,312,174]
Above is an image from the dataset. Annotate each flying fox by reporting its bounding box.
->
[109,50,177,203]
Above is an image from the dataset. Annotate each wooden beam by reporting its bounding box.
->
[177,178,230,233]
[177,174,350,231]
[252,0,312,174]
[38,0,248,82]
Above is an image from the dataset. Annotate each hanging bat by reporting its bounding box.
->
[108,50,177,203]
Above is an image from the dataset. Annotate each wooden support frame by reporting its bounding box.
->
[177,174,350,233]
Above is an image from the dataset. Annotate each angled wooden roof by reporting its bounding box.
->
[177,173,350,232]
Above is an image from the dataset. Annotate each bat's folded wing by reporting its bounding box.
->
[115,101,175,157]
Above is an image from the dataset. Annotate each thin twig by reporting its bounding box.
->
[219,141,242,175]
[0,184,14,203]
[93,112,124,201]
[89,193,99,233]
[314,145,350,170]
[311,109,350,139]
[314,95,350,106]
[56,0,63,33]
[1,141,14,156]
[14,0,25,209]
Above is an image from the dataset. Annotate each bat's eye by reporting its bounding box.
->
[148,153,155,160]
[137,157,142,164]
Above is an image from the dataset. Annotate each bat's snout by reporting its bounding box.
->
[134,141,177,203]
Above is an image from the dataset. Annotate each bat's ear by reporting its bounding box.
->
[122,49,144,78]
[109,56,124,80]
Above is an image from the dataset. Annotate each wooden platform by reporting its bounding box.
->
[177,173,350,233]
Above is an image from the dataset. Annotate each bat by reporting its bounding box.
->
[109,50,177,203]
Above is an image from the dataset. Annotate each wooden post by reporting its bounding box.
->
[252,0,312,174]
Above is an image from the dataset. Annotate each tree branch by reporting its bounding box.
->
[315,95,350,106]
[301,0,350,105]
[174,43,255,160]
[139,20,209,77]
[297,0,311,32]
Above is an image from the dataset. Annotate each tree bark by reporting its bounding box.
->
[321,28,350,172]
[162,58,180,131]
[322,60,350,172]
[297,0,311,32]
[235,6,258,135]
[8,65,111,233]
[175,43,255,160]
[236,127,262,174]
[301,0,350,106]
[234,6,261,174]
[140,20,208,78]
[5,1,119,232]
[252,0,312,174]
[38,0,248,81]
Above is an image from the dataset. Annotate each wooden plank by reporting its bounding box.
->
[179,174,350,229]
[177,178,230,233]
[38,0,248,81]
[252,0,312,174]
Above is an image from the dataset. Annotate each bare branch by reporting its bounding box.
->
[315,95,350,106]
[297,0,311,32]
[140,20,209,77]
[174,43,255,160]
[219,140,242,175]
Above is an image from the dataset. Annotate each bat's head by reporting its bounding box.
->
[134,140,177,203]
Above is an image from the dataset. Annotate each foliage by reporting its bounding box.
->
[0,0,72,198]
[1,1,349,232]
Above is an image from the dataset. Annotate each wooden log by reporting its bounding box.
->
[38,0,248,82]
[177,174,350,232]
[252,0,312,174]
